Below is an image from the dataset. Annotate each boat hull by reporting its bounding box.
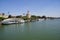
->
[2,18,25,25]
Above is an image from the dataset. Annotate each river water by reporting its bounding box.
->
[0,19,60,40]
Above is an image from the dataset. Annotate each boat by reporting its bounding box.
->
[2,18,25,24]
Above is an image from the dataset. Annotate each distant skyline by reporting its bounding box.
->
[0,0,60,17]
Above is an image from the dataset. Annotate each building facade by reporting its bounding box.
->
[0,13,8,18]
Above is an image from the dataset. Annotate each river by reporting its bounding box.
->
[0,19,60,40]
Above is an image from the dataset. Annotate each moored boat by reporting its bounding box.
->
[2,18,25,24]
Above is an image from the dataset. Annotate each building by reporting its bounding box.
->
[0,13,8,18]
[26,11,31,19]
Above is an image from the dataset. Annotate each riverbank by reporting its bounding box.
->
[0,18,44,25]
[0,17,60,25]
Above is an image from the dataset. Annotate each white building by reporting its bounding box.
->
[0,13,8,18]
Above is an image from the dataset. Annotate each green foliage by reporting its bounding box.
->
[0,17,5,21]
[42,15,46,18]
[8,15,12,18]
[22,15,41,20]
[31,15,37,20]
[22,16,27,20]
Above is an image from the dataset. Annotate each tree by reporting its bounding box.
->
[42,15,46,19]
[42,15,46,18]
[8,15,12,18]
[31,15,37,20]
[36,16,42,19]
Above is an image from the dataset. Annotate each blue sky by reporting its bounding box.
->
[0,0,60,17]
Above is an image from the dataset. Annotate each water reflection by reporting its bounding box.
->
[25,22,32,32]
[0,25,3,28]
[0,19,60,40]
[9,24,25,32]
[16,23,32,32]
[0,25,5,30]
[0,23,32,33]
[16,23,31,32]
[17,24,24,32]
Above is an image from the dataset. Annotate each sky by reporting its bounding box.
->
[0,0,60,17]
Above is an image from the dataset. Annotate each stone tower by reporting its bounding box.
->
[26,11,31,19]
